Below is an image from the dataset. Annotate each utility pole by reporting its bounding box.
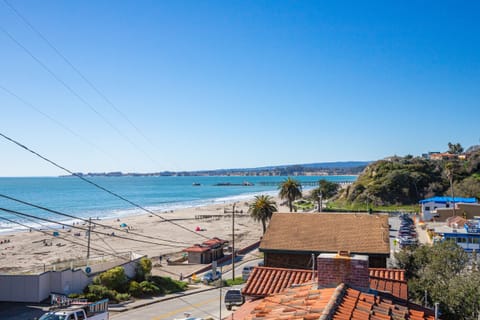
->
[87,217,92,260]
[231,202,236,280]
[219,265,222,320]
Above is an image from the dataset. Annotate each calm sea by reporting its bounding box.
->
[0,175,356,233]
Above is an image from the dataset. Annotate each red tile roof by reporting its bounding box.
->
[241,283,341,320]
[333,287,435,320]
[202,237,228,246]
[369,268,405,282]
[234,283,436,320]
[182,244,210,253]
[242,267,314,297]
[243,267,408,300]
[183,237,228,252]
[369,268,408,300]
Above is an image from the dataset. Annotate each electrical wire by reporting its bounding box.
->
[0,207,186,248]
[0,85,116,161]
[2,0,163,157]
[0,132,210,240]
[0,24,162,167]
[0,193,192,246]
[0,215,130,261]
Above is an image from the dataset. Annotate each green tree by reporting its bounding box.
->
[135,257,153,282]
[395,241,472,319]
[448,142,464,154]
[311,180,340,212]
[248,195,277,233]
[278,177,302,212]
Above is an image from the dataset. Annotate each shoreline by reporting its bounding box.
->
[0,193,293,274]
[0,189,282,235]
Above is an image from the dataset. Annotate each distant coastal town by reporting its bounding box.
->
[63,161,369,178]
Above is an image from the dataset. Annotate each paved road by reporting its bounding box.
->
[111,285,243,320]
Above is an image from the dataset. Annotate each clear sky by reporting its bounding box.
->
[1,1,479,176]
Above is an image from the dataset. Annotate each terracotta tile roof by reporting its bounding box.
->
[369,268,405,282]
[183,237,228,252]
[333,287,435,320]
[243,267,408,301]
[241,283,342,320]
[368,268,407,300]
[260,213,390,255]
[202,237,228,246]
[235,283,436,320]
[446,216,467,227]
[242,267,315,297]
[182,244,210,253]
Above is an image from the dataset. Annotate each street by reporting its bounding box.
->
[111,285,242,320]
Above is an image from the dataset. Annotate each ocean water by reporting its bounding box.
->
[0,175,356,233]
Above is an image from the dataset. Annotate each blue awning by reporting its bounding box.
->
[419,196,477,204]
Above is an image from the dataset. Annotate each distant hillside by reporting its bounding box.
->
[341,150,480,206]
[69,161,370,177]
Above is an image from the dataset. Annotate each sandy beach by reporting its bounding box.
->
[0,196,289,274]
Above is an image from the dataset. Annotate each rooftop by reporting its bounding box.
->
[236,283,435,320]
[242,266,408,301]
[419,196,477,204]
[259,213,390,255]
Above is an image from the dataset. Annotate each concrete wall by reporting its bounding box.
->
[0,255,143,303]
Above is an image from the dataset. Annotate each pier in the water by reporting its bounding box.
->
[257,180,353,187]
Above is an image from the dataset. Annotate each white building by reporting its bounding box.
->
[419,196,477,221]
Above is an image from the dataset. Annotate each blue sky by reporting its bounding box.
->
[1,1,479,176]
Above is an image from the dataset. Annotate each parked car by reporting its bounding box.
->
[39,298,109,320]
[242,266,255,281]
[201,270,221,283]
[224,289,245,310]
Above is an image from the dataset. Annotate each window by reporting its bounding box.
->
[471,238,480,244]
[446,204,450,208]
[425,206,430,211]
[75,311,85,320]
[457,237,467,244]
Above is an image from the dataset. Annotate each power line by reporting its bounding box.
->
[0,24,162,167]
[2,0,162,154]
[0,207,186,248]
[0,215,130,261]
[0,132,209,240]
[0,84,115,161]
[0,193,192,246]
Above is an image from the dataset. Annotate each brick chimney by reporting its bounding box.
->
[317,251,370,291]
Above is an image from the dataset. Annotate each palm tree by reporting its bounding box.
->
[311,180,340,212]
[248,195,277,233]
[278,177,302,212]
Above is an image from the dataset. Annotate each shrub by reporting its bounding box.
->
[128,281,143,297]
[224,277,244,286]
[115,293,131,302]
[150,276,187,293]
[84,284,117,302]
[139,281,162,295]
[68,293,81,299]
[93,266,128,292]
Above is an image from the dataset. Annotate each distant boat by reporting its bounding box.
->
[192,183,201,186]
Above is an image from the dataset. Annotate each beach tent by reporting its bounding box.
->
[120,223,128,228]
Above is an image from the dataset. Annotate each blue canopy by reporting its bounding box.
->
[419,196,477,204]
